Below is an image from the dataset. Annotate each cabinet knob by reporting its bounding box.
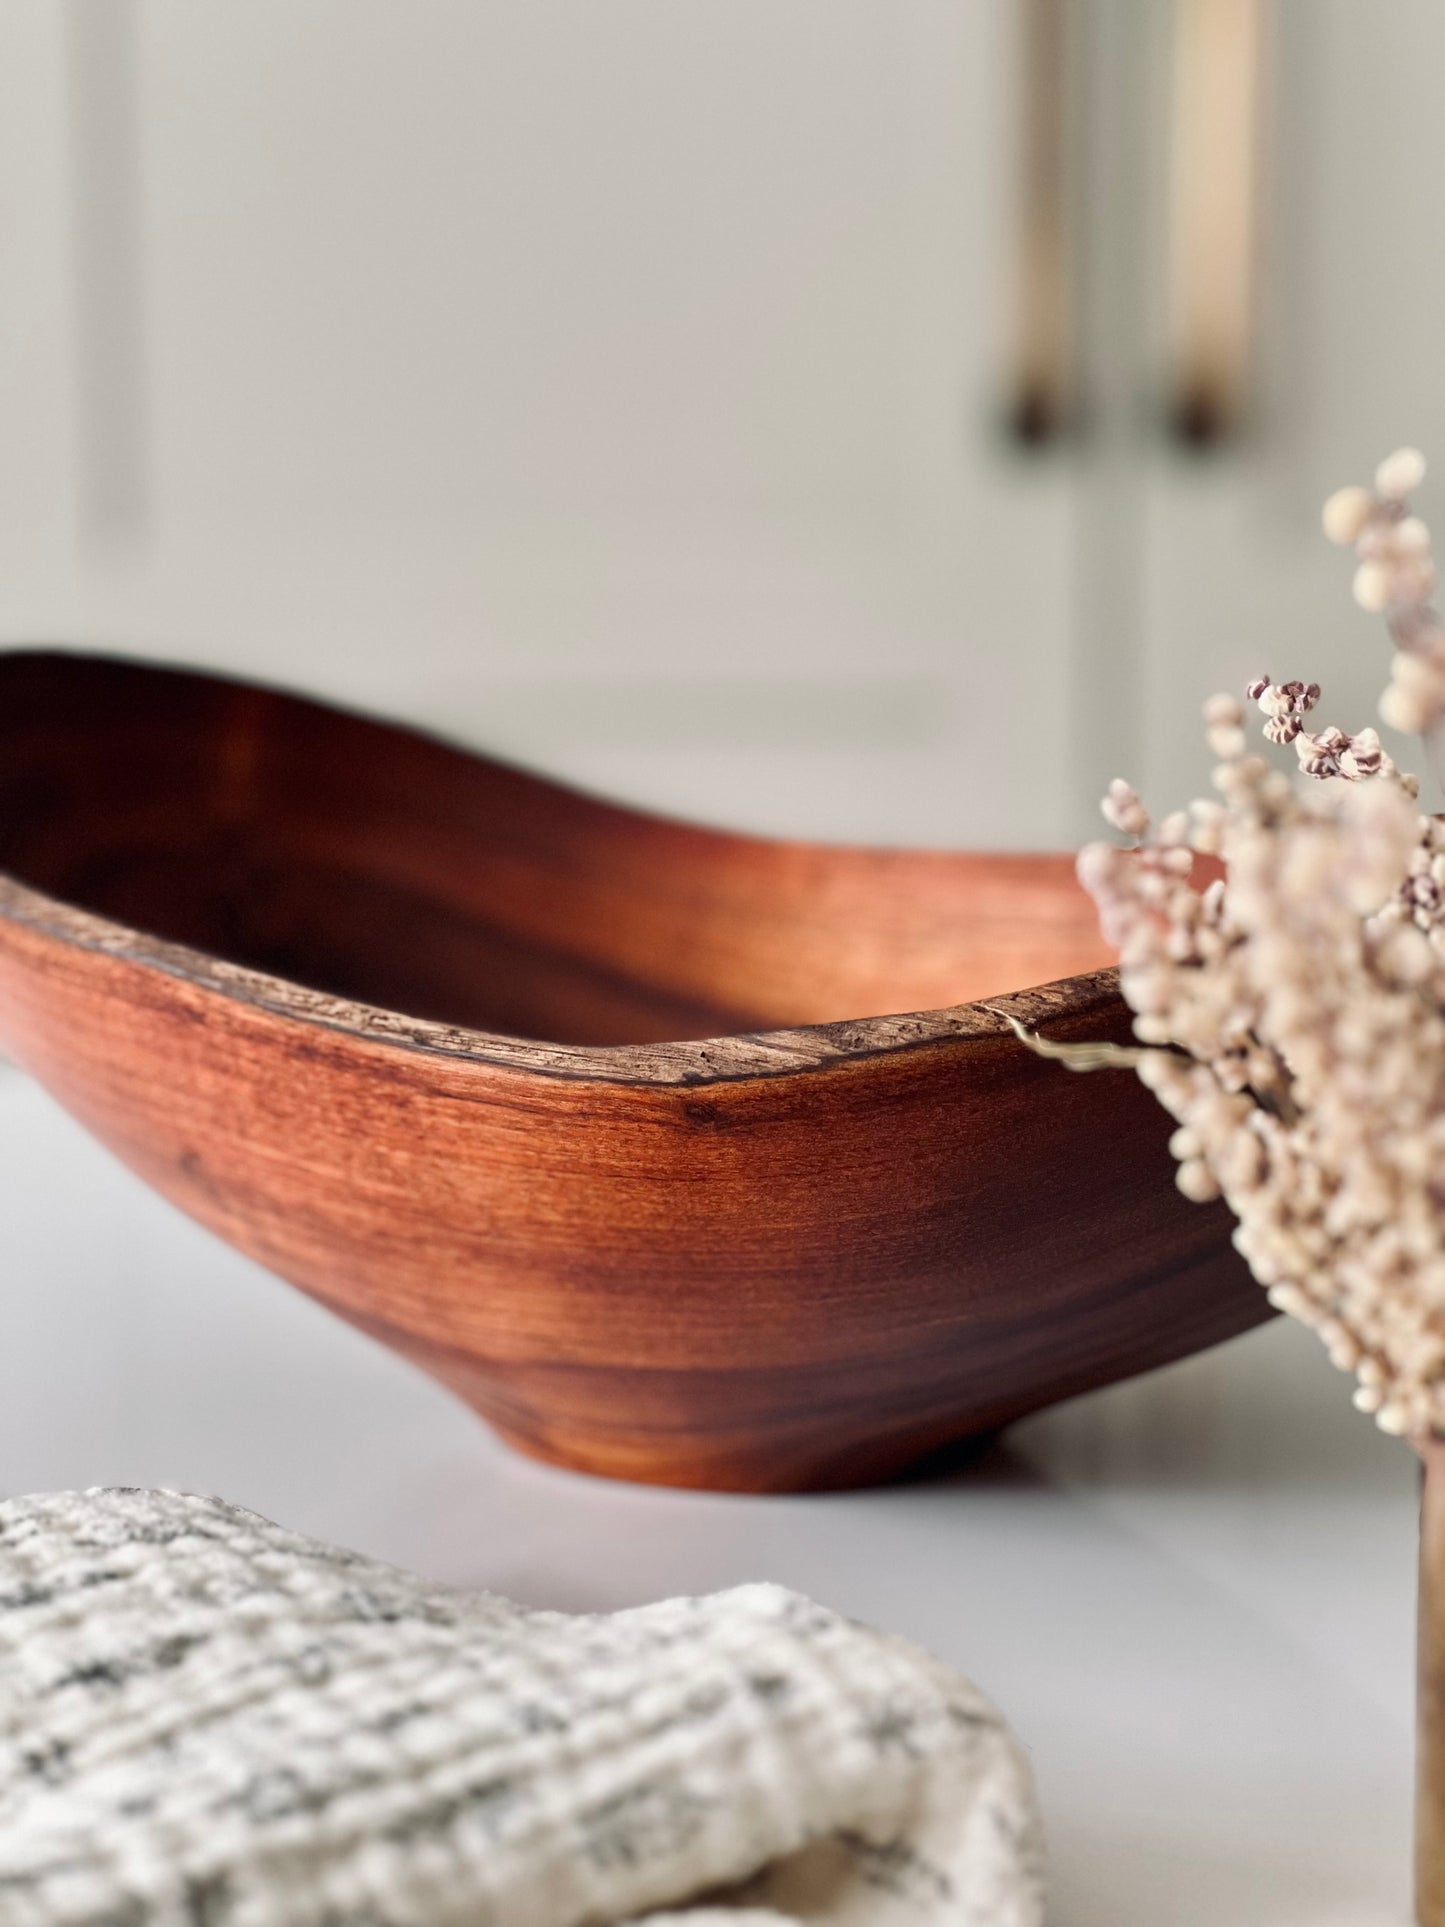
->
[1165,0,1270,446]
[1006,0,1076,445]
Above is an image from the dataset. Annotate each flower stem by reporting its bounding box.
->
[1418,1434,1445,1924]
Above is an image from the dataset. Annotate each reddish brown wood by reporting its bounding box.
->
[0,650,1269,1489]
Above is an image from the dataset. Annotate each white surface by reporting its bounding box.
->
[0,1062,1420,1924]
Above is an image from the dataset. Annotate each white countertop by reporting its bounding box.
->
[0,1064,1420,1925]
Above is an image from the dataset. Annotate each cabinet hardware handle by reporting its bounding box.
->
[1007,0,1074,445]
[1165,0,1269,446]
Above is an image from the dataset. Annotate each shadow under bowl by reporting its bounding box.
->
[0,650,1266,1490]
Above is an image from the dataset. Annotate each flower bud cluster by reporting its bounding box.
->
[1323,448,1445,739]
[1081,705,1445,1437]
[1246,677,1320,746]
[1073,457,1445,1438]
[1244,677,1402,782]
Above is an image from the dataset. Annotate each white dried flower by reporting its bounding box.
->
[1354,561,1392,613]
[1101,778,1149,837]
[1207,723,1247,759]
[1394,516,1431,556]
[1323,453,1445,741]
[1376,446,1427,500]
[1065,454,1445,1443]
[1252,677,1323,749]
[1323,485,1374,546]
[1176,1159,1221,1203]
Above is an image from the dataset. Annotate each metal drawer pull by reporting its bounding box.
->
[1007,0,1074,445]
[1166,0,1269,446]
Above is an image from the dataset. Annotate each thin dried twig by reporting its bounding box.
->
[1003,1014,1151,1073]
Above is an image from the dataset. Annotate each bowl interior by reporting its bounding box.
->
[0,652,1113,1046]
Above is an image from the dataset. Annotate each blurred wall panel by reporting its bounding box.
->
[11,3,1444,855]
[1135,0,1445,815]
[0,5,77,573]
[68,0,150,546]
[0,1,1083,849]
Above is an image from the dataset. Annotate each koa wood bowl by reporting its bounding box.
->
[0,651,1267,1490]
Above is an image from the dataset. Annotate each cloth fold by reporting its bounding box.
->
[0,1488,1043,1926]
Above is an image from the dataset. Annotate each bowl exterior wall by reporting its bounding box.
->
[0,908,1268,1490]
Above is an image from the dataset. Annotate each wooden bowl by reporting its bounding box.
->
[0,650,1266,1490]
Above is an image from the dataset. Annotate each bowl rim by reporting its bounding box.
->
[0,874,1125,1088]
[0,649,1125,1088]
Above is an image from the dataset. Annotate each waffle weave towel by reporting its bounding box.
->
[0,1488,1043,1927]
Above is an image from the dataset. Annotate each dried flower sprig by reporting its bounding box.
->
[1060,452,1445,1440]
[1245,677,1398,784]
[1323,445,1445,740]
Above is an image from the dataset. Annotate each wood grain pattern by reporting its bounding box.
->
[0,651,1268,1489]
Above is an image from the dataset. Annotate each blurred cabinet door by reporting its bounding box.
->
[0,0,1087,849]
[1131,0,1445,814]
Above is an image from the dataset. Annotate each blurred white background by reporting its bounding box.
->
[7,0,1445,849]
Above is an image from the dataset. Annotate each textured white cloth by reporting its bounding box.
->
[0,1489,1043,1927]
